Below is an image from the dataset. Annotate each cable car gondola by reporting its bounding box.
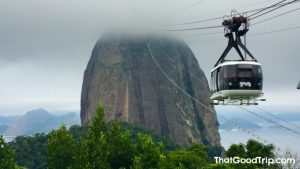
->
[210,13,264,105]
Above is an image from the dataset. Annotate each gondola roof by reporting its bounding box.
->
[211,60,262,72]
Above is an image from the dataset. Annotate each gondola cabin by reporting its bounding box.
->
[210,61,263,102]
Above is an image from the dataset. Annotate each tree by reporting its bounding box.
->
[226,143,246,158]
[107,121,134,169]
[134,133,164,169]
[10,134,48,169]
[83,103,111,169]
[47,125,74,169]
[0,135,17,169]
[71,138,90,169]
[167,143,209,169]
[69,125,88,141]
[130,156,143,169]
[45,103,213,169]
[226,139,281,169]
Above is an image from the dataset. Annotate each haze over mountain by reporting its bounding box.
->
[0,125,9,134]
[4,108,80,136]
[0,115,20,125]
[219,118,261,131]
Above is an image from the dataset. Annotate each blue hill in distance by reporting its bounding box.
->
[2,108,80,136]
[219,118,261,131]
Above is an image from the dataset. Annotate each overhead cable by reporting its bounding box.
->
[238,106,300,137]
[159,1,298,27]
[252,6,300,25]
[251,0,300,20]
[157,25,223,32]
[254,107,300,129]
[168,0,274,24]
[145,41,292,154]
[162,0,207,19]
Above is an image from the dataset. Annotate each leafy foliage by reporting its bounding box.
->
[225,139,281,169]
[117,122,180,151]
[46,103,213,169]
[166,143,209,169]
[6,103,284,169]
[47,125,75,169]
[0,135,17,169]
[9,133,47,169]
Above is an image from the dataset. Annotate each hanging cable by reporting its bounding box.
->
[252,6,300,25]
[254,107,300,129]
[161,0,207,19]
[249,26,300,36]
[159,1,298,27]
[155,40,300,135]
[216,113,285,152]
[156,0,300,33]
[159,16,223,26]
[166,0,275,25]
[146,35,300,139]
[237,106,300,137]
[251,0,300,20]
[249,0,288,17]
[157,25,223,32]
[157,1,299,32]
[158,6,271,27]
[185,25,300,44]
[173,14,300,39]
[144,40,294,155]
[158,9,262,27]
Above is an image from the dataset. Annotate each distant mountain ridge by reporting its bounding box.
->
[0,115,21,125]
[4,109,80,136]
[0,125,9,134]
[219,118,260,131]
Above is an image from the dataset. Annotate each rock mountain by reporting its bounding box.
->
[81,33,220,146]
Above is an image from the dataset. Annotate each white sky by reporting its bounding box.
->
[0,0,299,115]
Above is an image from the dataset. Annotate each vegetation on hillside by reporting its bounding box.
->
[9,134,48,169]
[0,135,17,168]
[0,104,286,169]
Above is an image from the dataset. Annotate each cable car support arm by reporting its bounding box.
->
[215,16,257,67]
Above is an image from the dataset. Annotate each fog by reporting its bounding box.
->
[0,0,299,115]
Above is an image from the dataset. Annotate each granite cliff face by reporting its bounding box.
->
[81,34,220,146]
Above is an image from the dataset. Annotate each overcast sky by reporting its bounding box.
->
[0,0,299,115]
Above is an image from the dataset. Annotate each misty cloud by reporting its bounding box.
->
[0,0,299,115]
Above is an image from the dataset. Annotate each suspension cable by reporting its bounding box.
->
[163,0,274,25]
[159,0,299,27]
[157,25,223,32]
[254,106,300,129]
[161,0,207,19]
[249,0,288,17]
[237,106,300,137]
[251,0,300,20]
[252,6,300,25]
[159,6,277,27]
[185,25,300,44]
[144,40,294,154]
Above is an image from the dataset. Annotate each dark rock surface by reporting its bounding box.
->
[81,33,220,146]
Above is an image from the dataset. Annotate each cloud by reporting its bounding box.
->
[0,0,299,115]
